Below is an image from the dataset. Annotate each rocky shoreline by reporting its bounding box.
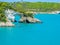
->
[0,16,41,27]
[26,11,60,14]
[0,19,14,27]
[0,17,41,27]
[19,17,42,23]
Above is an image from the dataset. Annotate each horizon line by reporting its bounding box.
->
[0,1,60,3]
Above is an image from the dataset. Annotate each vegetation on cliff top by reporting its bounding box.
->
[0,2,60,12]
[0,2,60,22]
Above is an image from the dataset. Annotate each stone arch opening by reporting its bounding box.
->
[5,9,21,22]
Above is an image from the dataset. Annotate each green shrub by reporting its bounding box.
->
[23,12,33,18]
[0,14,7,22]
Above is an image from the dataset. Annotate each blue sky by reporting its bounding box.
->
[0,0,60,2]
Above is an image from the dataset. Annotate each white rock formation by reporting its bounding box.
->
[0,19,14,27]
[5,9,15,21]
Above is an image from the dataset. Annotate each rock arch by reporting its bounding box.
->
[5,9,22,22]
[5,9,41,23]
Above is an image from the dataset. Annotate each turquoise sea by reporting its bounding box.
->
[0,14,60,45]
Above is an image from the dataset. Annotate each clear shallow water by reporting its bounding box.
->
[0,14,60,45]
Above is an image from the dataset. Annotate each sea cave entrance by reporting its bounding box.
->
[5,9,21,22]
[14,13,21,22]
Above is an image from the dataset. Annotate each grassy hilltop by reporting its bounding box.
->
[0,2,60,12]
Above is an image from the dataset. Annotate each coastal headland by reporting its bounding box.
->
[0,2,60,26]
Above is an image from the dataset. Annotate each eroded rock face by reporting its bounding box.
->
[19,17,42,23]
[0,19,14,27]
[5,9,15,22]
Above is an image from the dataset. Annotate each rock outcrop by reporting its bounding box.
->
[19,17,42,23]
[0,19,14,27]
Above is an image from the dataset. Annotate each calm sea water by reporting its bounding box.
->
[0,14,60,45]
